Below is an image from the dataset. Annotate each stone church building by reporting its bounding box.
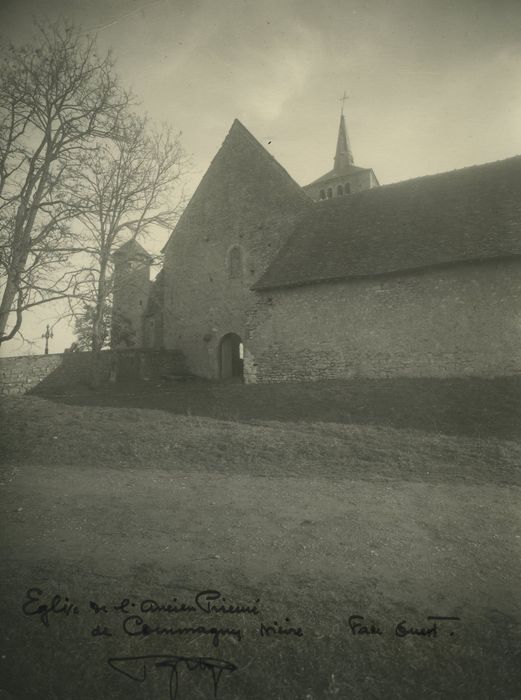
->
[112,113,521,382]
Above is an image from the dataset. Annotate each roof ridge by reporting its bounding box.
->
[380,154,521,190]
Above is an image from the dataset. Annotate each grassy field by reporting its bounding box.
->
[1,378,520,699]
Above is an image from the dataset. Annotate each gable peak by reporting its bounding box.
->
[227,118,268,152]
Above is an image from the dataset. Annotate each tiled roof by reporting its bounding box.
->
[254,156,521,290]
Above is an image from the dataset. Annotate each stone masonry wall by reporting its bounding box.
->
[0,352,109,395]
[162,121,311,379]
[245,258,521,382]
[0,349,187,395]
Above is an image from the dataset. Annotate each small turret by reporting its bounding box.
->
[112,239,153,348]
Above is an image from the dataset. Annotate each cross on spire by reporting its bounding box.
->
[339,90,349,115]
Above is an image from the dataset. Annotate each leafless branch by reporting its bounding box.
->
[0,20,132,346]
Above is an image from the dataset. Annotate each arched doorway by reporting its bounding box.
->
[219,333,244,380]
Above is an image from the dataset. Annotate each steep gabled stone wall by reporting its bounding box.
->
[162,120,311,378]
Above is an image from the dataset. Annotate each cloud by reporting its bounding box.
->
[236,25,320,123]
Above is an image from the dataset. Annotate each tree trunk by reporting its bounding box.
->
[90,347,103,389]
[89,257,108,389]
[0,245,28,343]
[90,315,105,388]
[0,278,19,342]
[0,204,36,343]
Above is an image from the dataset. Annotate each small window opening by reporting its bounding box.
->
[337,184,344,196]
[319,189,326,200]
[326,187,333,199]
[344,182,351,194]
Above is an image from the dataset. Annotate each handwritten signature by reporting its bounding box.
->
[108,654,237,700]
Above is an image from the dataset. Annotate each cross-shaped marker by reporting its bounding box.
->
[339,90,349,114]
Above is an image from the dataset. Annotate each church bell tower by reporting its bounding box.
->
[303,100,379,202]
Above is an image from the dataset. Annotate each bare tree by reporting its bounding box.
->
[69,113,187,385]
[0,21,129,345]
[72,301,135,352]
[73,302,112,351]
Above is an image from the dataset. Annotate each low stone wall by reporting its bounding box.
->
[112,348,187,382]
[0,349,187,396]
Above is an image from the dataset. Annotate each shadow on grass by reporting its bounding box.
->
[36,375,521,441]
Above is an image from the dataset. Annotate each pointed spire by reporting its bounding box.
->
[334,112,354,171]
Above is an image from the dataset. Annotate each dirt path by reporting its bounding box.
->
[1,397,520,699]
[2,460,521,699]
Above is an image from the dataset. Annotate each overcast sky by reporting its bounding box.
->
[1,0,521,354]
